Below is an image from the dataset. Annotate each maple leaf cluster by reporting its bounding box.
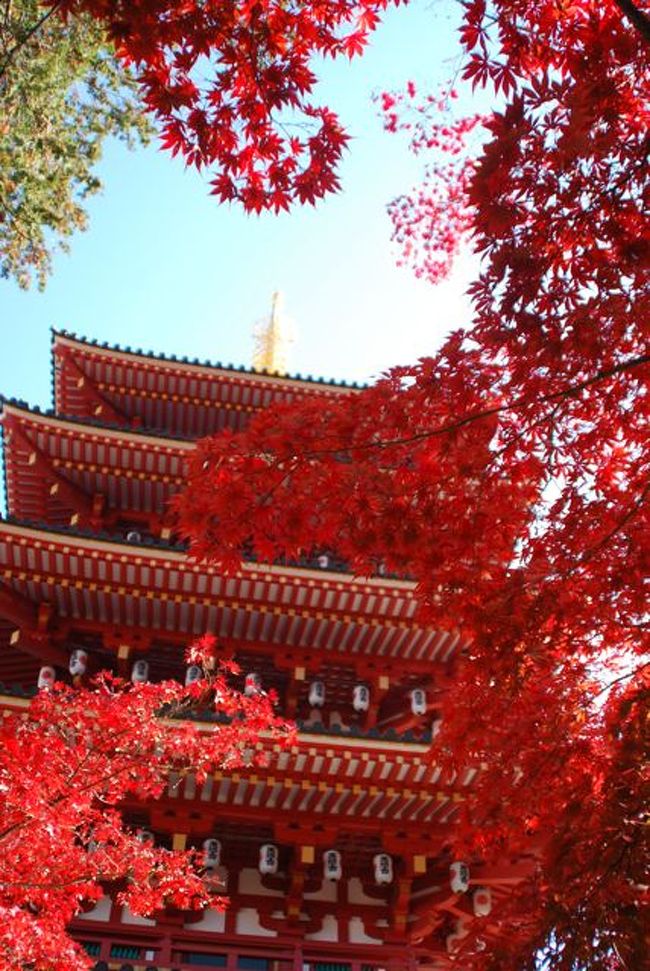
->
[382,0,649,309]
[379,85,483,283]
[49,0,399,211]
[176,1,649,966]
[0,644,293,971]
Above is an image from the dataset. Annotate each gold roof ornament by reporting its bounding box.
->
[252,291,293,375]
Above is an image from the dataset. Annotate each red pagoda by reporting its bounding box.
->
[0,331,526,971]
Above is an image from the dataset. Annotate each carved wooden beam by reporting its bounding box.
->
[56,346,128,426]
[4,417,96,524]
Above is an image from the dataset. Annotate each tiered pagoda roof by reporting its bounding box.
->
[0,331,526,971]
[53,330,363,437]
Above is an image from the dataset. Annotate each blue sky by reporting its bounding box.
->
[0,0,484,417]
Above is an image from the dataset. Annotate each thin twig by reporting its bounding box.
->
[0,1,62,81]
[260,354,649,464]
[612,0,650,43]
[589,660,650,704]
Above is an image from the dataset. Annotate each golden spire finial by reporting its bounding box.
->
[252,291,293,374]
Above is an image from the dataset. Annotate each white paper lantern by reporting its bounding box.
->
[373,853,393,885]
[244,672,262,697]
[473,886,492,917]
[450,861,470,894]
[410,687,427,715]
[259,843,278,875]
[37,666,56,690]
[323,849,342,881]
[69,648,88,677]
[203,838,221,869]
[352,684,370,712]
[131,659,150,683]
[185,664,202,687]
[308,680,325,707]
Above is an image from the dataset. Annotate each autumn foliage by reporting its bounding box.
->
[3,0,649,967]
[0,638,292,971]
[175,0,649,968]
[49,0,400,211]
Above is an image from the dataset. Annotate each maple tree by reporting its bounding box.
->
[0,636,292,971]
[175,0,650,968]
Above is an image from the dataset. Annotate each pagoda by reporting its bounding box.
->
[0,330,526,971]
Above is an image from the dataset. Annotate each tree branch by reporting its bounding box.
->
[0,1,62,81]
[262,354,650,463]
[589,660,650,704]
[612,0,650,44]
[572,479,650,570]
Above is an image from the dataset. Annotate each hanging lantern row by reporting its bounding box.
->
[37,661,258,690]
[39,662,430,722]
[128,837,393,886]
[258,844,394,885]
[309,682,430,716]
[134,830,219,862]
[111,835,490,911]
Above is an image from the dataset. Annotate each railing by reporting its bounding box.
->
[87,958,396,971]
[84,943,408,971]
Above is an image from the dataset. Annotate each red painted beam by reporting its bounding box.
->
[5,417,96,524]
[56,346,129,426]
[0,583,40,630]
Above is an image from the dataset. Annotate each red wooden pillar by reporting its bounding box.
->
[156,928,173,967]
[292,942,304,971]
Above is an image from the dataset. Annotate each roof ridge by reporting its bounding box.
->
[52,328,368,391]
[0,396,193,444]
[0,513,186,551]
[0,516,413,586]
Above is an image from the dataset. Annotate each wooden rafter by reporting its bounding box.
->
[55,345,128,425]
[4,416,96,523]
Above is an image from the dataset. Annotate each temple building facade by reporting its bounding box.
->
[0,332,523,970]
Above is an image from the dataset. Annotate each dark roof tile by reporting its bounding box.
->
[53,329,368,391]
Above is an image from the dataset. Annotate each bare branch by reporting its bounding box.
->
[0,1,62,80]
[259,354,650,463]
[612,0,650,43]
